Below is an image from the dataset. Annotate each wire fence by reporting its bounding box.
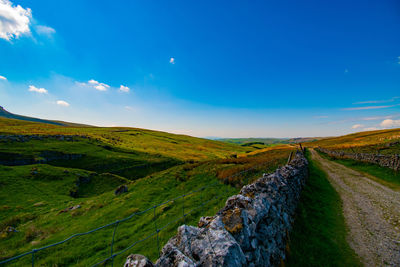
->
[0,160,278,266]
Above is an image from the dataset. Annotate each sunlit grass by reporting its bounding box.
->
[0,117,292,265]
[287,150,361,266]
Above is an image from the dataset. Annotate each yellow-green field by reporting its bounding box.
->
[307,128,400,154]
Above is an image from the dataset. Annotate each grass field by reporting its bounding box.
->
[287,150,361,267]
[6,116,397,266]
[0,117,293,266]
[0,117,252,161]
[308,128,400,153]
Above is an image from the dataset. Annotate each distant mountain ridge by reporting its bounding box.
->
[0,106,92,127]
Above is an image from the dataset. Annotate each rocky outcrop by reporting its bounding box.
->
[115,185,128,195]
[126,151,308,267]
[58,204,81,214]
[124,254,154,267]
[317,147,400,171]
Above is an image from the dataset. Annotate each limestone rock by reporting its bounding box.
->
[125,151,308,267]
[124,254,154,267]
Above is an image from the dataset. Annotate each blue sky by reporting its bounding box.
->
[0,0,399,137]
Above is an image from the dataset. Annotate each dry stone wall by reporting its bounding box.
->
[317,147,400,171]
[124,151,308,267]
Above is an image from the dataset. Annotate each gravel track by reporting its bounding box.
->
[310,149,400,266]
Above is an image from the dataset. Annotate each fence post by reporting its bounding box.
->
[182,194,186,225]
[110,221,119,267]
[153,207,160,258]
[31,249,36,267]
[287,151,293,164]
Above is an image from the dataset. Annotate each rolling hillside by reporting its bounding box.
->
[0,117,252,161]
[0,106,92,127]
[0,115,294,266]
[307,128,400,154]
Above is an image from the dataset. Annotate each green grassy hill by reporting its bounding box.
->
[308,128,400,190]
[0,106,91,127]
[0,117,251,161]
[307,128,400,154]
[0,116,293,266]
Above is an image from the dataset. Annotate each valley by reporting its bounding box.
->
[0,116,293,266]
[1,111,400,266]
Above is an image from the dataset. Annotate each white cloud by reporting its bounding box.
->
[354,96,399,105]
[88,79,98,85]
[28,85,47,94]
[351,124,364,129]
[342,105,395,111]
[94,84,107,91]
[119,85,130,93]
[397,56,400,64]
[0,0,32,41]
[56,100,69,107]
[79,79,110,91]
[380,119,400,128]
[169,57,175,64]
[35,25,55,36]
[363,127,379,131]
[362,115,397,121]
[0,75,6,80]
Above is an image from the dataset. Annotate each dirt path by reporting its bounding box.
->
[310,149,400,266]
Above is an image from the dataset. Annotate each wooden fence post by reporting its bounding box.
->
[287,152,293,164]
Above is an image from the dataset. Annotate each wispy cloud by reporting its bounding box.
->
[35,25,55,36]
[89,79,110,91]
[363,127,380,131]
[0,75,6,80]
[0,0,32,41]
[78,79,110,91]
[353,96,399,105]
[361,114,399,121]
[56,100,69,107]
[342,105,396,111]
[28,85,47,94]
[119,85,130,93]
[169,57,175,64]
[351,124,364,129]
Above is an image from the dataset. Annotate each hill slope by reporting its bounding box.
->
[307,128,400,154]
[0,117,293,266]
[0,117,251,161]
[0,106,91,127]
